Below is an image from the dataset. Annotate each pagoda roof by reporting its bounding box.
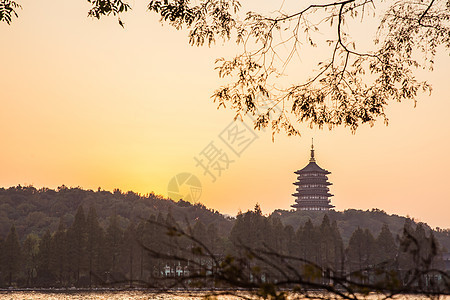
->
[294,161,330,174]
[291,202,335,209]
[293,181,332,186]
[292,192,333,197]
[294,140,331,174]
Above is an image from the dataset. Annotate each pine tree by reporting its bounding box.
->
[330,220,344,274]
[37,230,53,286]
[229,206,270,251]
[22,233,39,287]
[105,213,123,275]
[50,218,68,286]
[319,215,333,268]
[3,225,21,286]
[374,224,397,265]
[298,219,318,264]
[268,216,285,252]
[67,205,87,284]
[122,222,136,287]
[363,228,376,267]
[283,225,297,256]
[346,227,376,282]
[86,206,104,286]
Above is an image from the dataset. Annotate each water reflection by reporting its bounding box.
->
[0,291,449,300]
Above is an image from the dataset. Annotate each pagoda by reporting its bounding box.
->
[292,141,334,211]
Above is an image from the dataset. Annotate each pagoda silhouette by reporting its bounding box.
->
[292,140,334,210]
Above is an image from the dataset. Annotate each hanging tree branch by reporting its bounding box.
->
[133,216,449,299]
[1,0,448,137]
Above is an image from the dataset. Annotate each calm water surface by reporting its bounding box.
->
[0,291,448,299]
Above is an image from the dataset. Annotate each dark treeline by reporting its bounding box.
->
[0,204,447,289]
[0,185,233,239]
[1,185,450,251]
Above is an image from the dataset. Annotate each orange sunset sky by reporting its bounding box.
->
[1,0,449,228]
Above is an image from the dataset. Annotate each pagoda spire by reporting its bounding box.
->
[310,138,315,162]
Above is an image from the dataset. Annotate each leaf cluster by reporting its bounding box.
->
[0,0,21,25]
[87,0,131,27]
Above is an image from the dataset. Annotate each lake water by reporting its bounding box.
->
[0,291,449,299]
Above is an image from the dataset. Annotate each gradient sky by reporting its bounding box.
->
[1,0,449,229]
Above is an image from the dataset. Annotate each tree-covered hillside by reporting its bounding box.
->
[0,185,233,240]
[274,209,450,251]
[0,201,447,290]
[0,185,449,251]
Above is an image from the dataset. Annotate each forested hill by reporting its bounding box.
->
[0,185,233,240]
[0,185,449,250]
[273,209,450,251]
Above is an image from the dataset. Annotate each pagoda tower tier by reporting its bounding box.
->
[291,141,334,211]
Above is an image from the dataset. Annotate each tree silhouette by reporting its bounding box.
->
[22,233,39,287]
[86,206,105,287]
[36,230,52,286]
[3,224,21,286]
[136,215,449,299]
[105,213,124,276]
[67,205,87,284]
[346,226,376,281]
[147,0,448,137]
[50,219,68,286]
[374,223,397,265]
[2,0,449,136]
[122,221,136,287]
[0,204,448,297]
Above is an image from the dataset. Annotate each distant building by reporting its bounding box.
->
[292,141,334,210]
